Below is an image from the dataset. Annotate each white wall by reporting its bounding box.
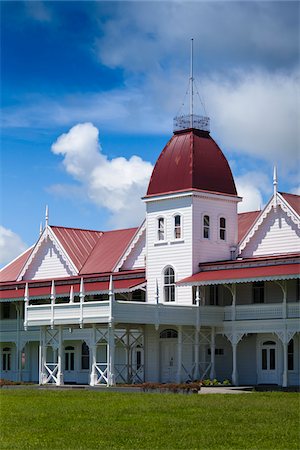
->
[192,195,238,270]
[121,230,146,270]
[241,207,300,258]
[24,239,74,280]
[146,196,194,305]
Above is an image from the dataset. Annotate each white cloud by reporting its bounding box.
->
[236,171,271,213]
[292,186,300,196]
[0,226,27,267]
[205,70,299,168]
[51,123,153,227]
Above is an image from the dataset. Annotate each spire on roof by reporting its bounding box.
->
[273,165,278,208]
[45,205,49,227]
[39,222,43,237]
[173,39,210,133]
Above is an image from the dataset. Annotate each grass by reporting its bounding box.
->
[0,389,299,449]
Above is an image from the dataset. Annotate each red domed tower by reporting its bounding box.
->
[144,41,241,305]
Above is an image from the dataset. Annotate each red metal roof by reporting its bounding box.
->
[179,263,300,285]
[80,227,138,275]
[0,248,33,283]
[237,210,260,242]
[146,129,237,197]
[280,192,300,216]
[0,276,146,300]
[51,226,103,271]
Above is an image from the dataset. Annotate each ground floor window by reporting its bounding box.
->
[2,347,11,371]
[262,341,276,370]
[288,339,294,371]
[208,348,224,356]
[65,346,75,371]
[81,342,89,370]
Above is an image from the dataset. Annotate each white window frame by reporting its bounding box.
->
[157,216,166,242]
[163,266,176,303]
[174,214,182,240]
[219,216,226,241]
[2,347,11,371]
[203,214,210,239]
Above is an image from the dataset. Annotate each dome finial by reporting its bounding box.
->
[173,39,210,133]
[189,38,194,127]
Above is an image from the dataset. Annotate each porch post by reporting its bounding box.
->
[56,325,64,386]
[90,325,97,386]
[177,325,182,383]
[194,286,200,380]
[282,339,288,388]
[209,327,216,380]
[107,323,115,386]
[232,342,238,386]
[40,326,47,384]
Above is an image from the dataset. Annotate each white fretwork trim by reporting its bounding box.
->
[274,330,296,345]
[224,332,244,346]
[239,193,300,253]
[17,226,78,281]
[114,221,146,271]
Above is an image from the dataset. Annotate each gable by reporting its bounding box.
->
[23,238,75,280]
[240,205,300,258]
[120,228,146,270]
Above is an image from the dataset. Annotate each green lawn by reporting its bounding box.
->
[0,389,299,449]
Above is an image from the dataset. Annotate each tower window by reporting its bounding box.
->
[253,281,264,303]
[203,215,210,239]
[219,217,226,240]
[164,267,175,302]
[174,215,181,239]
[157,217,165,241]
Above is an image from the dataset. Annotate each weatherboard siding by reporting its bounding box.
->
[24,240,74,280]
[146,196,193,305]
[122,231,146,270]
[241,207,300,258]
[192,195,239,271]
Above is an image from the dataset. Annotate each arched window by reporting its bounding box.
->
[2,347,11,371]
[81,342,89,370]
[219,217,226,240]
[174,215,181,239]
[203,215,210,239]
[164,267,175,302]
[160,329,178,339]
[157,217,165,241]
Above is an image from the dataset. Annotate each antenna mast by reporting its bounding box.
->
[189,38,194,128]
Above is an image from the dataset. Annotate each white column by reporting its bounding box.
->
[56,325,64,386]
[40,326,47,384]
[177,326,182,383]
[209,327,216,380]
[232,342,238,386]
[231,284,236,322]
[282,341,288,388]
[194,286,200,380]
[194,328,199,380]
[282,281,287,320]
[107,324,115,386]
[90,325,97,386]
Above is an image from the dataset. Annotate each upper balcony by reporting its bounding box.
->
[24,300,300,329]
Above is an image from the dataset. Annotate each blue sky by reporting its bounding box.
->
[1,1,299,266]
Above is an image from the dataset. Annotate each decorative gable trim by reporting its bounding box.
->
[17,226,78,281]
[238,193,300,254]
[113,221,146,271]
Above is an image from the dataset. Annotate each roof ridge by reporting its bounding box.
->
[279,191,300,198]
[238,210,261,216]
[50,225,103,233]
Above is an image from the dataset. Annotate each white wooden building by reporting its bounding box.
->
[0,111,299,387]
